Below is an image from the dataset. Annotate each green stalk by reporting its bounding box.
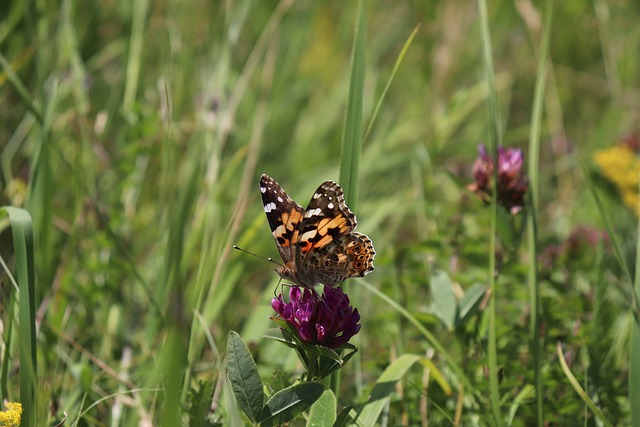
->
[123,0,149,115]
[527,2,554,425]
[477,0,502,423]
[632,180,640,427]
[334,0,366,400]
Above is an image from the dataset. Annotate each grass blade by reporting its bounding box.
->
[122,0,149,115]
[360,281,475,396]
[354,354,421,426]
[556,342,614,427]
[363,24,420,143]
[0,207,37,427]
[587,170,640,319]
[527,1,554,425]
[339,0,366,208]
[477,0,502,422]
[631,180,640,426]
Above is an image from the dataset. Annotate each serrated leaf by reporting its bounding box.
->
[430,270,456,330]
[226,331,264,422]
[307,389,337,427]
[260,382,326,426]
[355,354,422,426]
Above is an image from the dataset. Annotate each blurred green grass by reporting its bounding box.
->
[1,0,639,425]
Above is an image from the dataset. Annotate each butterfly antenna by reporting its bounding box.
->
[233,245,283,267]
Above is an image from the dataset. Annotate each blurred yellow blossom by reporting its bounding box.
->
[593,143,640,216]
[0,401,22,426]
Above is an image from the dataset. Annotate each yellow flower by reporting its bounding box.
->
[593,145,640,216]
[0,402,22,426]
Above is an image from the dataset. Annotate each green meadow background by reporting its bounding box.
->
[1,0,639,425]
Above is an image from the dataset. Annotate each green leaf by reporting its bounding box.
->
[316,346,358,380]
[225,331,264,423]
[495,207,514,247]
[430,270,456,330]
[456,283,488,327]
[307,389,337,427]
[263,327,298,348]
[354,354,422,426]
[334,405,354,427]
[259,382,326,426]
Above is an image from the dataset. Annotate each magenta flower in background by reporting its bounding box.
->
[272,286,361,349]
[468,144,529,214]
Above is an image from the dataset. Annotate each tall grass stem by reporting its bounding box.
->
[477,0,502,423]
[527,1,554,425]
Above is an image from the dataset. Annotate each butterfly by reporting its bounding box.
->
[260,174,375,288]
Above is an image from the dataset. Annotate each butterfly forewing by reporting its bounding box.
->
[260,174,305,267]
[297,180,357,257]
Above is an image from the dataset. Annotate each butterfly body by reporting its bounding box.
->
[260,174,375,288]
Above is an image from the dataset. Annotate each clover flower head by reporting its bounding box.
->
[272,286,361,349]
[469,144,529,214]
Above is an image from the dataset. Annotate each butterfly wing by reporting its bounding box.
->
[260,174,305,266]
[295,180,375,286]
[297,232,375,287]
[297,180,357,258]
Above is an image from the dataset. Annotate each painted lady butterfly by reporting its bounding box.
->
[260,174,375,288]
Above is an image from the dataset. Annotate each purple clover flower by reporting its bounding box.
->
[469,144,529,214]
[272,286,361,349]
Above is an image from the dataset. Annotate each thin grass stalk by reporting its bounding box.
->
[363,24,420,143]
[477,0,502,423]
[527,1,554,425]
[631,177,640,427]
[0,52,43,124]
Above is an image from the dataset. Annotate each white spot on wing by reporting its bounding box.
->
[261,186,267,193]
[327,202,334,209]
[264,202,276,212]
[306,208,322,217]
[300,230,317,241]
[277,196,283,202]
